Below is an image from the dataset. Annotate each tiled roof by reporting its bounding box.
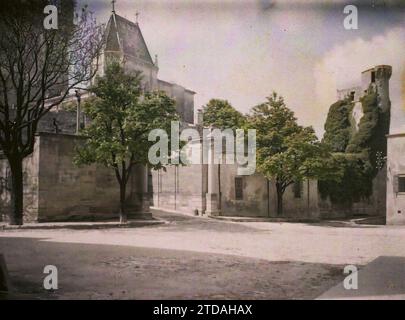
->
[104,13,155,66]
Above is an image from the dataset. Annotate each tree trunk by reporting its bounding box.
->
[218,164,221,210]
[119,181,127,224]
[276,186,283,216]
[9,157,24,225]
[267,179,270,217]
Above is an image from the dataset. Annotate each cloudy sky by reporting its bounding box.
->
[81,0,405,137]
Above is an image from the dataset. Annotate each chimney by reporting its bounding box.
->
[196,109,204,125]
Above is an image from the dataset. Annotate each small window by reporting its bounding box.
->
[293,180,303,199]
[371,71,376,83]
[350,91,355,101]
[396,176,405,193]
[235,177,243,200]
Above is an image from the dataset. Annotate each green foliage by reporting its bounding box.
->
[319,153,373,204]
[248,92,339,214]
[346,91,389,172]
[60,100,78,112]
[346,92,379,153]
[202,99,246,130]
[319,89,390,205]
[75,61,178,170]
[74,61,178,219]
[322,99,353,152]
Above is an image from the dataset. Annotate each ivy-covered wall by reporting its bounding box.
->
[319,89,390,210]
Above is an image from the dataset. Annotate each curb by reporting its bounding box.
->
[0,219,166,231]
[209,216,320,223]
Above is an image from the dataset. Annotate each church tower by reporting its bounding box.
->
[102,3,159,91]
[100,1,195,124]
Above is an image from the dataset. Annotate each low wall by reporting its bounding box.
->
[36,132,149,221]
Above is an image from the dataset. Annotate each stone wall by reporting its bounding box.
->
[1,132,150,223]
[219,162,319,219]
[151,156,320,220]
[158,80,195,124]
[151,163,206,215]
[386,134,405,225]
[35,132,149,222]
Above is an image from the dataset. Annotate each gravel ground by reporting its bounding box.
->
[1,210,404,299]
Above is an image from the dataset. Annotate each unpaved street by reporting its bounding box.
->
[1,210,405,299]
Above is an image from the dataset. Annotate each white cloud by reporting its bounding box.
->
[314,27,405,135]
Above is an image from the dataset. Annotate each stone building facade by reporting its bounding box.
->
[152,159,319,220]
[0,10,195,222]
[151,128,320,220]
[152,65,392,221]
[1,133,149,222]
[0,8,396,224]
[101,12,195,123]
[386,133,405,225]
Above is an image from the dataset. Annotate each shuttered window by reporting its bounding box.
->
[399,176,405,193]
[394,175,405,193]
[235,177,243,200]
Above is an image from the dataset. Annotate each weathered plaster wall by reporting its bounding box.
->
[219,162,319,219]
[387,134,405,225]
[281,180,319,220]
[219,164,268,217]
[151,163,206,215]
[152,156,319,220]
[35,133,148,222]
[158,80,195,124]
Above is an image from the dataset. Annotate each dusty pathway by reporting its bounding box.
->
[1,210,404,299]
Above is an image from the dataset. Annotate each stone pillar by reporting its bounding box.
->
[205,137,220,216]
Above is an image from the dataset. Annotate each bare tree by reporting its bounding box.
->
[0,1,104,225]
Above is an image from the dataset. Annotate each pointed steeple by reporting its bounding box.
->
[104,9,155,67]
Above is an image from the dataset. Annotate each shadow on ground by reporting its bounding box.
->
[153,211,271,233]
[318,256,405,299]
[0,236,345,300]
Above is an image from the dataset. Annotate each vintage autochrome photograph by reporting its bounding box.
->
[0,0,405,306]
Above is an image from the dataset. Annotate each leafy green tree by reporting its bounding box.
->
[202,99,245,130]
[248,92,339,216]
[75,62,178,222]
